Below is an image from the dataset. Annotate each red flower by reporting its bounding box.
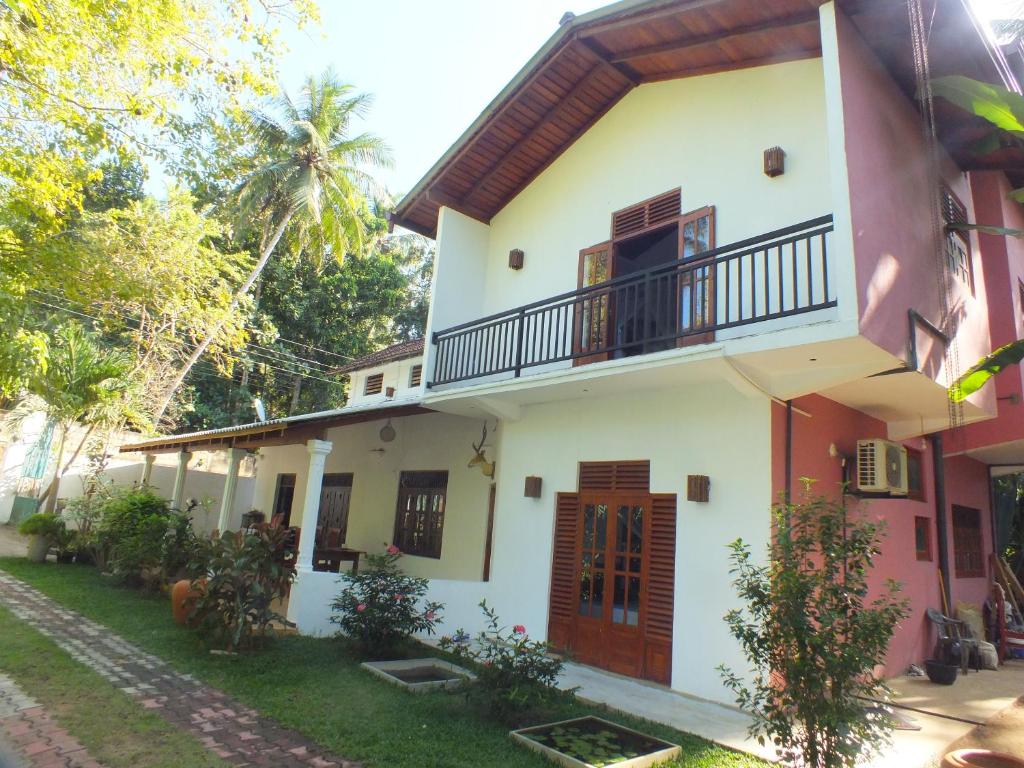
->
[394,594,405,601]
[386,544,401,555]
[513,624,526,635]
[356,603,367,612]
[483,660,493,667]
[425,611,436,621]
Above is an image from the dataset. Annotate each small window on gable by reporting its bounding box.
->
[906,447,925,501]
[409,364,422,387]
[941,186,973,291]
[364,372,383,396]
[914,515,932,561]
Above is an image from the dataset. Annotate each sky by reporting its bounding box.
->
[215,0,1018,202]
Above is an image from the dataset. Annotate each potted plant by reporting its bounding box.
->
[18,513,65,563]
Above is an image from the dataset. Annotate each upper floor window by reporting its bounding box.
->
[364,372,383,396]
[942,186,973,291]
[409,364,422,387]
[393,470,448,559]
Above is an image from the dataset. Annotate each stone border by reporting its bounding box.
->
[360,658,475,693]
[510,716,682,768]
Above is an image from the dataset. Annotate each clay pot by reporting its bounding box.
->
[171,578,205,626]
[26,535,49,563]
[942,750,1024,768]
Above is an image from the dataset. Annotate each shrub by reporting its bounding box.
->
[188,526,294,651]
[94,488,175,586]
[61,494,104,561]
[439,600,568,724]
[18,513,64,540]
[718,489,909,768]
[330,545,442,658]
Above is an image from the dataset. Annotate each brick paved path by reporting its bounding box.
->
[0,572,359,768]
[0,671,103,768]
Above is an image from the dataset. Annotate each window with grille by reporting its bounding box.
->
[364,372,384,396]
[393,470,448,559]
[952,505,984,578]
[409,364,422,387]
[942,187,973,290]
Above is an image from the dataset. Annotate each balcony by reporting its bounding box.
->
[429,216,836,388]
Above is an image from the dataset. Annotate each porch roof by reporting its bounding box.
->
[391,0,1020,240]
[119,399,433,454]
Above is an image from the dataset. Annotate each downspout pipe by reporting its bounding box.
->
[785,400,793,505]
[930,433,952,607]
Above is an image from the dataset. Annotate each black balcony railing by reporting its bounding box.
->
[430,215,835,387]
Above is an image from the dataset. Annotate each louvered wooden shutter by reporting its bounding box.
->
[548,492,579,651]
[578,461,650,492]
[611,188,681,240]
[644,493,677,685]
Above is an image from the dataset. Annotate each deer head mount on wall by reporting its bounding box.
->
[468,423,495,478]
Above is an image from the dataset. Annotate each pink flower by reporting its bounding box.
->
[425,611,436,621]
[386,544,401,555]
[394,594,405,601]
[513,624,526,635]
[356,603,367,613]
[483,660,493,667]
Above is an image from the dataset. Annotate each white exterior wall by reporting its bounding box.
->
[346,356,424,407]
[429,384,772,705]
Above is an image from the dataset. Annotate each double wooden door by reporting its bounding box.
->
[573,492,649,678]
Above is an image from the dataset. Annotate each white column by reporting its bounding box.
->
[171,450,192,510]
[217,448,246,533]
[295,439,332,574]
[140,453,156,486]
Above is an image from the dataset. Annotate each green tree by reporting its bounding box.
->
[25,323,135,512]
[719,489,908,768]
[154,69,391,420]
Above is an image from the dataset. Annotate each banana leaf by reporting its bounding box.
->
[951,339,1024,402]
[930,75,1024,136]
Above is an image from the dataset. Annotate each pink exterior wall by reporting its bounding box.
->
[834,10,993,413]
[771,395,993,676]
[956,171,1024,452]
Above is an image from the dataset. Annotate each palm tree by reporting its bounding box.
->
[27,323,132,513]
[153,70,391,422]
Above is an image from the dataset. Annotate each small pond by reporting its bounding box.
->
[511,716,681,768]
[361,658,474,693]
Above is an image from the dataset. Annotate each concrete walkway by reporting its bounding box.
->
[0,527,26,558]
[0,572,358,768]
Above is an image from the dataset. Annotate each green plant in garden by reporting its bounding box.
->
[188,526,294,651]
[94,487,176,586]
[439,600,568,724]
[17,512,64,541]
[331,545,442,658]
[718,490,908,768]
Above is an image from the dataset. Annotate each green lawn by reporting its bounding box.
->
[0,604,228,768]
[0,558,765,768]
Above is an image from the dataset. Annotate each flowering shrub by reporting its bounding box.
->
[439,600,569,723]
[331,545,443,658]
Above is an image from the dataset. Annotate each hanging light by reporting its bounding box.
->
[379,419,396,443]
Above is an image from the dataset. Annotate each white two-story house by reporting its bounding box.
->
[123,0,1024,709]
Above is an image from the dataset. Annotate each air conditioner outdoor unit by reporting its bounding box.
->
[856,439,908,495]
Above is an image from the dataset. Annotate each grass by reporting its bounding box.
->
[0,604,228,768]
[0,558,766,768]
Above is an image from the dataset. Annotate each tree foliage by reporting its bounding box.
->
[719,490,908,768]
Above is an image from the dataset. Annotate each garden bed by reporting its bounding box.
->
[361,658,474,692]
[511,716,681,768]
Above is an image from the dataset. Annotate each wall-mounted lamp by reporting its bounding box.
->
[687,474,710,503]
[385,386,396,399]
[763,146,786,178]
[524,476,542,498]
[508,248,525,270]
[379,419,396,443]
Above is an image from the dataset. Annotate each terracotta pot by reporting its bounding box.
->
[26,535,49,563]
[942,750,1024,768]
[171,578,205,626]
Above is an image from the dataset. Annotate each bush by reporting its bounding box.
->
[718,489,909,768]
[439,600,568,724]
[330,545,442,658]
[188,526,294,651]
[94,488,176,586]
[18,513,64,540]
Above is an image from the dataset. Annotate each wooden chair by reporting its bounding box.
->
[987,584,1024,662]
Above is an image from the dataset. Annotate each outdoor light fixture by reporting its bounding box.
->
[385,386,396,399]
[524,476,542,498]
[763,146,785,178]
[687,475,710,503]
[379,419,396,443]
[508,248,525,270]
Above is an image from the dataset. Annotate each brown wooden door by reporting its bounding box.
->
[677,206,715,346]
[316,473,353,545]
[574,242,613,366]
[572,492,648,677]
